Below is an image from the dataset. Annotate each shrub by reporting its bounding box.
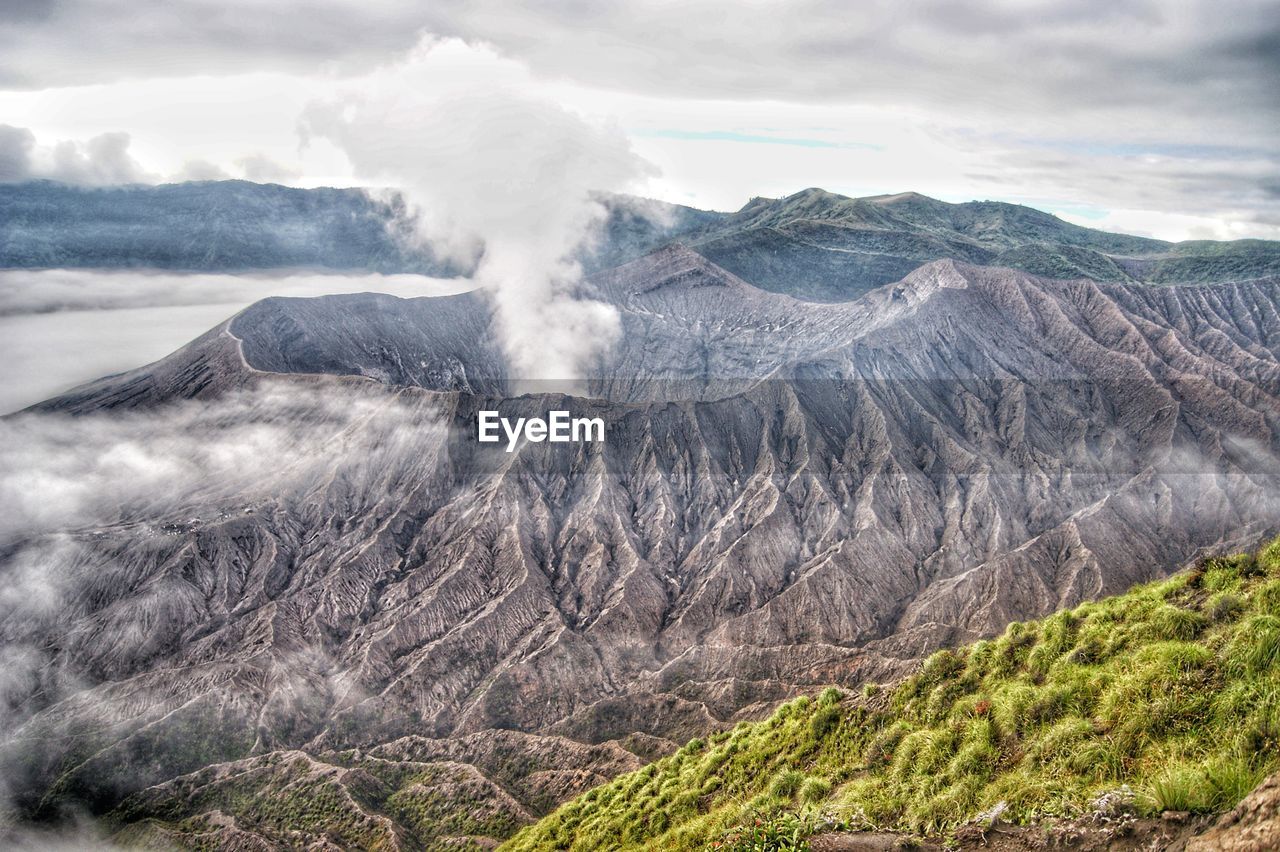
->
[865,722,908,767]
[1202,562,1242,594]
[919,650,965,686]
[713,810,836,852]
[1253,580,1280,615]
[1030,717,1094,769]
[1202,757,1265,811]
[1145,764,1208,812]
[948,738,998,778]
[1260,538,1280,573]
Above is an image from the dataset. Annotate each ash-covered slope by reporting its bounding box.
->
[4,251,1280,847]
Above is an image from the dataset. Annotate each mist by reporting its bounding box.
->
[0,269,470,413]
[0,381,448,843]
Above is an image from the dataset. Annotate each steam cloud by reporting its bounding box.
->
[300,37,656,390]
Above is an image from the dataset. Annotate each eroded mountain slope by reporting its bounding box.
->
[3,251,1278,847]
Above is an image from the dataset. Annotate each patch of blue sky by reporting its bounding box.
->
[1015,137,1271,161]
[632,128,882,150]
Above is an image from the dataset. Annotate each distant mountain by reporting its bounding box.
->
[0,179,456,273]
[4,181,1278,303]
[8,247,1278,846]
[684,188,1280,300]
[0,180,718,276]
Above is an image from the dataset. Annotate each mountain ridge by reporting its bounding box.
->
[687,188,1280,300]
[5,180,1279,303]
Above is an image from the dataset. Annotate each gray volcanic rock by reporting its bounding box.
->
[3,250,1279,846]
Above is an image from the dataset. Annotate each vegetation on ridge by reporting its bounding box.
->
[504,535,1280,851]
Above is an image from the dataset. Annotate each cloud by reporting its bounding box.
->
[235,152,302,183]
[952,132,1280,240]
[0,3,1276,241]
[177,158,231,181]
[0,381,446,832]
[4,2,1275,148]
[0,817,128,851]
[0,126,290,187]
[0,383,445,689]
[0,0,430,89]
[0,125,35,182]
[0,124,154,185]
[426,1,1280,148]
[0,383,442,541]
[300,37,655,387]
[49,132,154,185]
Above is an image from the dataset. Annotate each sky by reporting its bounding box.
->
[1,0,1278,242]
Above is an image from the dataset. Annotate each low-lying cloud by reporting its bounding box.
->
[0,385,447,683]
[0,383,442,541]
[0,268,466,316]
[0,381,447,840]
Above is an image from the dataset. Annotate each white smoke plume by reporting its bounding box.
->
[299,37,656,391]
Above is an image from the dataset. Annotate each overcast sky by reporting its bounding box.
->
[1,0,1278,240]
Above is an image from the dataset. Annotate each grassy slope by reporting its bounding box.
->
[504,536,1280,851]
